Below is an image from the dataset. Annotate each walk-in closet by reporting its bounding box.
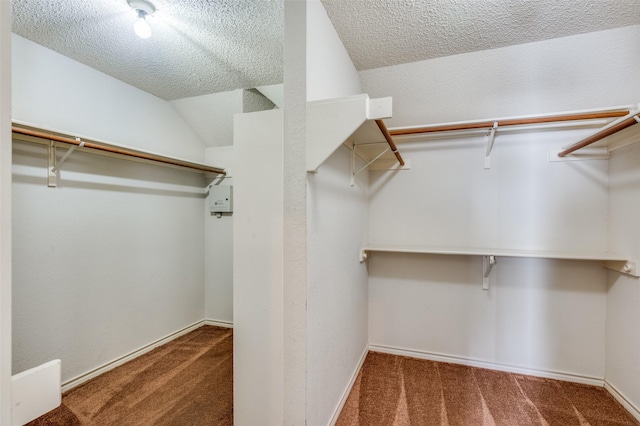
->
[1,1,640,425]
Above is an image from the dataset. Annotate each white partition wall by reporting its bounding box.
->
[0,1,12,422]
[307,146,370,426]
[607,141,640,418]
[233,109,284,425]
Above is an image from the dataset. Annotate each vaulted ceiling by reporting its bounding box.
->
[11,0,640,101]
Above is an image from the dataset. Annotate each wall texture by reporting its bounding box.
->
[304,2,368,424]
[306,0,361,102]
[367,130,609,380]
[0,2,12,421]
[170,90,242,148]
[360,25,640,128]
[11,35,209,383]
[12,144,206,382]
[307,145,369,426]
[12,35,206,162]
[363,26,640,382]
[233,109,284,425]
[204,147,234,324]
[607,140,640,417]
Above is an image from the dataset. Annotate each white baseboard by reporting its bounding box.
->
[62,320,210,392]
[12,359,61,425]
[369,344,604,387]
[203,318,234,328]
[605,380,640,422]
[328,345,369,426]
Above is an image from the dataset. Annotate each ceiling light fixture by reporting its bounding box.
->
[127,0,155,39]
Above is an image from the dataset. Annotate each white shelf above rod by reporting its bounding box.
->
[360,245,639,287]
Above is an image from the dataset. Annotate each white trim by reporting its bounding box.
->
[11,360,61,425]
[203,318,234,328]
[369,344,604,387]
[605,380,640,422]
[61,320,210,392]
[328,345,369,426]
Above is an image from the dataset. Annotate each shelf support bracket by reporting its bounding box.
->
[604,260,639,278]
[484,121,498,170]
[51,138,84,173]
[360,249,369,263]
[483,255,496,290]
[48,138,85,187]
[47,141,57,188]
[351,144,389,186]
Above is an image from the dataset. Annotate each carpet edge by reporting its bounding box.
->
[61,319,213,392]
[369,344,604,387]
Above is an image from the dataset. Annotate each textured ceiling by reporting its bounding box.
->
[11,0,284,101]
[320,0,640,71]
[11,0,640,101]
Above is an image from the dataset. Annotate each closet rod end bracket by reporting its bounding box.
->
[483,255,496,289]
[47,141,57,188]
[360,249,369,263]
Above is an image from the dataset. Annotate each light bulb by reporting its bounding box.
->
[133,15,151,39]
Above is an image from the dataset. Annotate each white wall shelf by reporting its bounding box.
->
[307,94,405,174]
[361,244,638,280]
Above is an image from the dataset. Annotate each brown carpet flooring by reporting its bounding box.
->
[27,330,639,426]
[28,325,233,426]
[337,351,640,426]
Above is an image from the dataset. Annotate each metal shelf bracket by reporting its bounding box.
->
[483,255,496,290]
[48,138,85,188]
[351,143,389,186]
[360,249,369,263]
[484,121,498,169]
[604,260,639,278]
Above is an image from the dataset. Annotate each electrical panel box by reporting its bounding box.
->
[210,185,233,213]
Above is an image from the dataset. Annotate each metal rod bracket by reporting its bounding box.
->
[48,141,57,188]
[483,255,496,289]
[51,138,84,173]
[484,121,498,169]
[351,144,390,186]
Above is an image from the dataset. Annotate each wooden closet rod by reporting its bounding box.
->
[388,110,630,137]
[12,126,226,176]
[557,112,640,157]
[375,119,405,166]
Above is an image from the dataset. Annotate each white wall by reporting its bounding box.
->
[607,140,640,416]
[363,26,640,381]
[303,2,372,424]
[0,2,12,422]
[369,131,608,252]
[283,2,307,423]
[307,145,369,426]
[306,0,361,101]
[171,90,243,148]
[12,143,207,383]
[12,35,209,383]
[368,131,609,379]
[12,34,206,162]
[360,25,640,128]
[233,109,284,425]
[204,146,234,323]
